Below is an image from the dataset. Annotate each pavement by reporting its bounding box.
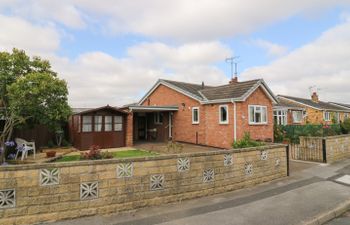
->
[44,159,350,225]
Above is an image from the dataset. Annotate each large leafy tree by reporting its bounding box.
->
[0,49,71,163]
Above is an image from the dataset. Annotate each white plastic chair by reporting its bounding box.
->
[15,138,36,161]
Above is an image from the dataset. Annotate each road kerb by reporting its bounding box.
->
[300,199,350,225]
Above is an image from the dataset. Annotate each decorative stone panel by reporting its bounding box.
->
[150,175,164,191]
[275,158,281,167]
[203,168,214,183]
[244,163,253,175]
[260,151,268,161]
[177,158,190,172]
[224,154,233,166]
[40,168,59,186]
[80,182,98,200]
[0,189,15,209]
[117,163,133,178]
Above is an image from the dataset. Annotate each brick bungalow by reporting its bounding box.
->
[274,93,350,125]
[123,78,278,149]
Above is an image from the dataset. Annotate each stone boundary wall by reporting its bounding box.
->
[324,134,350,163]
[0,145,287,225]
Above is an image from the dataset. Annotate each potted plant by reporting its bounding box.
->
[46,151,56,158]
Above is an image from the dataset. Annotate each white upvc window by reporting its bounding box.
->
[274,110,287,125]
[324,111,331,122]
[292,111,303,123]
[192,107,199,124]
[345,113,349,120]
[154,112,163,124]
[219,105,229,124]
[334,112,340,123]
[82,116,92,132]
[114,116,123,131]
[249,105,267,125]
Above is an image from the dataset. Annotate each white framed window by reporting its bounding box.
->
[324,111,331,122]
[114,116,123,131]
[292,111,303,123]
[345,113,349,120]
[94,115,103,132]
[249,105,267,125]
[154,112,163,124]
[192,107,199,124]
[82,116,92,132]
[334,112,340,123]
[219,105,229,124]
[104,116,112,131]
[274,110,287,125]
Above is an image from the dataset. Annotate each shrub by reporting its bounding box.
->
[47,140,55,148]
[232,132,265,149]
[61,139,71,147]
[80,145,113,160]
[340,118,350,134]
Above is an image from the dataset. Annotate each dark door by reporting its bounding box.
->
[138,116,146,140]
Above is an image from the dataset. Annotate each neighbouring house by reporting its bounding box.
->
[274,93,350,125]
[68,105,127,150]
[329,102,350,116]
[122,77,278,149]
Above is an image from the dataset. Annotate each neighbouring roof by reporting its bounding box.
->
[329,102,350,110]
[139,78,277,104]
[278,95,350,112]
[274,97,305,110]
[72,105,127,115]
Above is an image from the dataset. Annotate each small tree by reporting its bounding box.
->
[0,49,71,163]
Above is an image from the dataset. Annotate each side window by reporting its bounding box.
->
[114,116,123,131]
[192,107,199,124]
[82,116,92,132]
[219,105,228,124]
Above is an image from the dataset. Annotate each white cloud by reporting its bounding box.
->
[241,19,350,103]
[51,42,231,107]
[1,0,350,41]
[251,39,288,57]
[0,14,60,55]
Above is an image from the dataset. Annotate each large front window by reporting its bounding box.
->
[274,110,287,125]
[82,116,92,132]
[219,105,229,124]
[249,105,267,125]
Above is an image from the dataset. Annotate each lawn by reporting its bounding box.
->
[55,149,158,162]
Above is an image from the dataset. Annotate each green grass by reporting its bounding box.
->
[54,150,157,162]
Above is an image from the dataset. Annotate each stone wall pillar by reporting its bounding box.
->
[125,112,133,147]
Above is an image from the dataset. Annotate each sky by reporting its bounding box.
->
[1,0,350,107]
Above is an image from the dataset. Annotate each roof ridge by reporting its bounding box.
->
[201,79,261,92]
[160,78,214,87]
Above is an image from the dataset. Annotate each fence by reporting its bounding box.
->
[0,144,288,225]
[289,134,350,163]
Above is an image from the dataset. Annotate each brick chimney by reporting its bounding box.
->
[229,76,238,85]
[311,92,319,103]
[201,81,205,89]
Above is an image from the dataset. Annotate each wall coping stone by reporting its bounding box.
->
[0,144,286,171]
[300,134,350,140]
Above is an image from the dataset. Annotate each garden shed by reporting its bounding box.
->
[69,105,127,150]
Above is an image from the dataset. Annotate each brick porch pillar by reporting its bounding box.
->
[125,112,133,147]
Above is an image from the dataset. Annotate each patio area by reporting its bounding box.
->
[134,141,223,154]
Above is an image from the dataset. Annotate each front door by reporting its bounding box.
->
[138,116,147,140]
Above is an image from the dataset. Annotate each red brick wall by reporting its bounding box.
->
[125,112,133,146]
[140,84,274,148]
[236,87,274,142]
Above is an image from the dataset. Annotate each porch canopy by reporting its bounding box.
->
[128,105,179,112]
[127,105,178,143]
